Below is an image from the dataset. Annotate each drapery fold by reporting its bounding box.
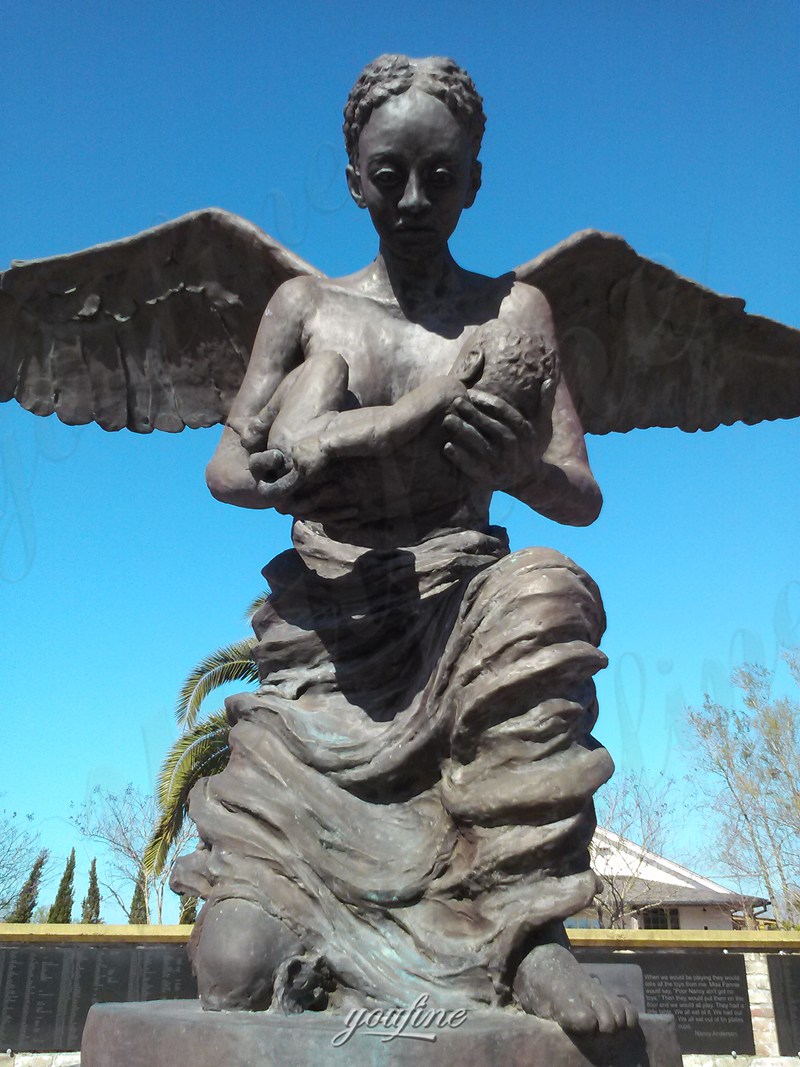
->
[173,519,611,1007]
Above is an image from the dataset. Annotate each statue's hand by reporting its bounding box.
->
[248,447,299,507]
[249,446,292,485]
[240,410,275,455]
[249,445,358,524]
[442,388,542,490]
[289,435,328,481]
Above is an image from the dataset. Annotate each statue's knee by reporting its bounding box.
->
[193,898,299,1011]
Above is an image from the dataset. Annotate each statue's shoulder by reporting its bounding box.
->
[270,272,326,307]
[497,276,555,333]
[263,273,339,328]
[274,270,372,308]
[459,268,552,316]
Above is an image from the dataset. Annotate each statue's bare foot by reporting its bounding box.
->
[514,942,638,1034]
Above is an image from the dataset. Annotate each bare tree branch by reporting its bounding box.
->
[0,804,42,916]
[592,771,683,928]
[70,784,195,923]
[685,649,800,926]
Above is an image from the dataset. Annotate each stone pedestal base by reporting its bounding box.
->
[82,1000,682,1067]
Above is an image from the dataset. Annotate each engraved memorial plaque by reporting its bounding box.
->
[0,944,196,1052]
[576,948,755,1055]
[768,954,800,1057]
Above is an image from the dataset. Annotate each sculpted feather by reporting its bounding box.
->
[2,214,797,436]
[0,208,319,432]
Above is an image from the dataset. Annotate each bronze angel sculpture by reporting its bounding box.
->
[2,55,799,1036]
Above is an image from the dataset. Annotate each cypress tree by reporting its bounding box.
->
[129,868,148,923]
[47,849,76,923]
[6,850,49,923]
[178,895,197,924]
[80,858,102,924]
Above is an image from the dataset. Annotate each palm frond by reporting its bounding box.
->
[155,709,231,811]
[176,639,258,729]
[145,710,231,876]
[243,590,270,623]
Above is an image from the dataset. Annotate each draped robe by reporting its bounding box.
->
[173,518,612,1007]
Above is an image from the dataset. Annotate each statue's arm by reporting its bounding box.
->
[294,376,467,467]
[519,286,602,525]
[513,372,603,526]
[205,279,310,508]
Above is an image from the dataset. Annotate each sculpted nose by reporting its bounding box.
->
[398,173,430,214]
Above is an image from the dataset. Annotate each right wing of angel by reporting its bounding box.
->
[0,208,322,432]
[516,230,800,435]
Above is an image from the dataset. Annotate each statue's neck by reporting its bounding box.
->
[373,244,465,317]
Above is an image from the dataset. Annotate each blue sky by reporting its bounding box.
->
[1,2,798,919]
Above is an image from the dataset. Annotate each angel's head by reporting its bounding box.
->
[343,55,485,168]
[343,55,486,257]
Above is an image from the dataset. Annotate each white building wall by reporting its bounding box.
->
[677,905,735,931]
[622,906,734,931]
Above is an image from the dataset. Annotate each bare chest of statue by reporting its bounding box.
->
[302,278,511,406]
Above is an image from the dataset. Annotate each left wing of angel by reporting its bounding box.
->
[0,209,321,432]
[517,230,800,435]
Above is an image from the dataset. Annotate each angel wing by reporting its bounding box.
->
[3,214,798,437]
[0,209,320,432]
[517,230,800,434]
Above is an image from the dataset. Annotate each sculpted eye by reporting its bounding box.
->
[372,167,402,187]
[429,168,455,188]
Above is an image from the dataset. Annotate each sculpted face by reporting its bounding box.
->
[347,88,480,260]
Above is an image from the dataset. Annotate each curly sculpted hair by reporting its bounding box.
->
[343,54,486,167]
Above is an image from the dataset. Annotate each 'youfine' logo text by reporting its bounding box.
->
[331,995,468,1046]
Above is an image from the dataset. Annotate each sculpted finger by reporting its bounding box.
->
[256,460,301,493]
[249,448,291,483]
[240,400,281,451]
[464,389,526,430]
[240,418,268,453]
[443,412,495,457]
[540,375,558,405]
[442,440,491,481]
[453,397,518,448]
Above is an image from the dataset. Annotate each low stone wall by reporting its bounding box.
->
[1,927,798,1062]
[747,954,780,1058]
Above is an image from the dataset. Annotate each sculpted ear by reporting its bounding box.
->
[346,165,366,209]
[464,160,482,209]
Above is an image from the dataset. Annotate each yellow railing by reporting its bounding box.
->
[0,923,191,943]
[1,924,799,950]
[567,928,800,951]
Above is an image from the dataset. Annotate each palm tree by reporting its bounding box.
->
[145,594,268,877]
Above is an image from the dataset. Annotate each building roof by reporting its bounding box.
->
[591,827,769,911]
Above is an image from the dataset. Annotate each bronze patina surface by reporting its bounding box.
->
[4,50,798,1067]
